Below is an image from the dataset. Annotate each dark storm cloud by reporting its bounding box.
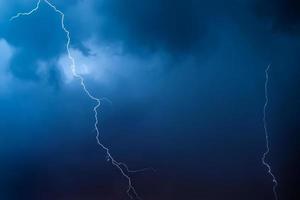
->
[96,0,207,53]
[1,0,286,84]
[93,0,264,54]
[3,0,300,83]
[86,0,280,55]
[255,0,300,34]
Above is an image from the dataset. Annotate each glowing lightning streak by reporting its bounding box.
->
[10,0,150,199]
[262,64,278,200]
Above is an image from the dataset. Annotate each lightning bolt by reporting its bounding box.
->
[10,0,152,199]
[262,64,278,200]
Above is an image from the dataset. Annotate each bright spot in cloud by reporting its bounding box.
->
[57,39,168,87]
[0,38,15,90]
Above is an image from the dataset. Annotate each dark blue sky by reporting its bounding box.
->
[0,0,299,199]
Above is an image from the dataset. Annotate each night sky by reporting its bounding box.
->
[0,0,300,200]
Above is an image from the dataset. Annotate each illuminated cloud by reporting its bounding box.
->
[57,39,169,87]
[0,38,15,90]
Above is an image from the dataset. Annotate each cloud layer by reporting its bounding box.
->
[1,0,300,199]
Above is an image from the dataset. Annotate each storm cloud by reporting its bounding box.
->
[1,0,300,199]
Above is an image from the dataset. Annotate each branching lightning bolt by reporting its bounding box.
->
[262,64,278,200]
[10,1,153,199]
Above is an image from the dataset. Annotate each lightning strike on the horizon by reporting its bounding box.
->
[10,0,151,199]
[262,64,278,200]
